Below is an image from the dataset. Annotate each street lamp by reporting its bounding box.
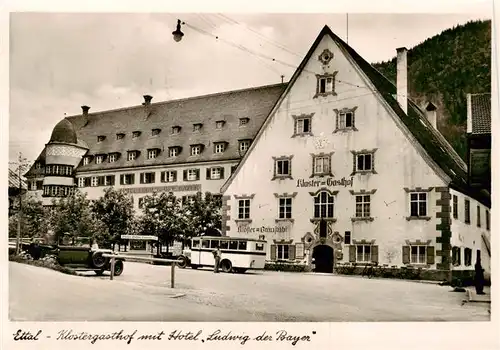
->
[172,19,184,42]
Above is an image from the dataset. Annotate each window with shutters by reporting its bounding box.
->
[411,246,427,264]
[313,191,335,219]
[464,248,472,266]
[78,177,85,188]
[238,199,251,219]
[185,169,199,181]
[292,113,314,137]
[314,72,337,98]
[452,246,462,266]
[140,172,155,184]
[161,171,177,183]
[278,197,292,219]
[277,244,290,260]
[356,245,371,262]
[272,156,293,180]
[464,199,470,224]
[120,174,135,185]
[402,244,434,265]
[486,209,490,230]
[476,205,481,227]
[104,175,115,186]
[208,167,224,180]
[452,195,458,219]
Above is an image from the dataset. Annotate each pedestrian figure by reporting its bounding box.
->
[212,247,221,273]
[474,256,485,295]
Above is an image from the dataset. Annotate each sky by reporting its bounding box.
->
[8,8,493,167]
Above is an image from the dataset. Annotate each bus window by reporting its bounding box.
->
[202,240,210,248]
[256,243,264,251]
[192,239,200,248]
[238,241,247,250]
[220,240,229,249]
[210,240,219,248]
[229,240,238,250]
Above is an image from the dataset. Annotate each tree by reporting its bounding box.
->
[183,192,222,238]
[92,187,135,249]
[9,198,49,240]
[49,190,103,245]
[137,191,188,255]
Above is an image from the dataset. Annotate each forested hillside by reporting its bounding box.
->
[372,20,491,159]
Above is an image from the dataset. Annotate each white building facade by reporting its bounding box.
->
[221,26,491,281]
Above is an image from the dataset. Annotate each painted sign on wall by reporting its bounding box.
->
[122,184,202,194]
[296,177,353,188]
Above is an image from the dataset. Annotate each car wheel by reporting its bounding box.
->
[113,260,124,276]
[221,259,232,273]
[95,270,104,276]
[177,256,188,269]
[92,252,107,269]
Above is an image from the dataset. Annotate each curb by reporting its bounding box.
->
[466,289,491,304]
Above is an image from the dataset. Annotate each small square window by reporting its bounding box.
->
[109,154,117,163]
[97,135,106,142]
[132,131,141,138]
[83,157,90,166]
[172,126,181,135]
[191,145,202,156]
[313,155,331,175]
[148,149,158,159]
[216,121,225,129]
[116,133,125,140]
[127,152,137,161]
[295,117,311,134]
[210,168,221,180]
[187,169,198,181]
[239,140,250,153]
[214,143,225,153]
[169,147,179,157]
[276,159,290,176]
[95,155,104,164]
[193,124,202,132]
[152,129,161,136]
[356,154,372,171]
[239,118,249,126]
[91,176,99,187]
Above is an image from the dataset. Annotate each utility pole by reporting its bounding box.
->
[281,75,285,83]
[10,152,29,255]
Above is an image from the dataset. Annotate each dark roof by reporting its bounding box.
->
[470,93,491,134]
[49,118,78,144]
[223,25,490,207]
[65,83,286,172]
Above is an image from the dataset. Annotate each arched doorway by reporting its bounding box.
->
[312,244,334,273]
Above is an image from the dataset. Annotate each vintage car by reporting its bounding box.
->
[56,246,124,276]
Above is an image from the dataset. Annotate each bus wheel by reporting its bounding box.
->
[177,256,188,269]
[191,264,199,269]
[220,260,232,273]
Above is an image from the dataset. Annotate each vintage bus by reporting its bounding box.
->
[177,236,267,273]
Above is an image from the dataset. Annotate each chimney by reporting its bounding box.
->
[425,102,437,129]
[396,47,408,114]
[81,105,90,126]
[143,95,153,106]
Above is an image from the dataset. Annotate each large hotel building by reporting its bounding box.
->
[25,25,491,280]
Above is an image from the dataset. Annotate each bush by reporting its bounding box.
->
[264,261,308,272]
[9,254,77,276]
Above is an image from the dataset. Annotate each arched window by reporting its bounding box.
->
[314,191,335,218]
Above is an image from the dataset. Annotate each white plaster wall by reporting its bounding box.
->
[225,34,448,266]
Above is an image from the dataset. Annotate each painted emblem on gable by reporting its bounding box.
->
[313,132,330,150]
[318,49,334,65]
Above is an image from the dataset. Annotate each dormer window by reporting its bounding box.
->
[109,153,119,163]
[172,126,181,135]
[148,149,159,159]
[83,157,91,166]
[152,128,161,136]
[239,140,251,153]
[169,146,181,157]
[116,133,125,140]
[190,144,203,156]
[239,118,249,126]
[132,131,141,138]
[34,162,41,169]
[95,155,105,164]
[193,123,203,132]
[214,142,227,154]
[97,135,106,143]
[127,151,138,161]
[216,120,225,129]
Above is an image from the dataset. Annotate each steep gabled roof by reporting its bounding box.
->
[468,93,491,135]
[221,25,490,207]
[67,83,286,172]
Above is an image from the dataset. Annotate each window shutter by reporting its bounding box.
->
[288,159,292,176]
[110,176,115,186]
[402,246,410,264]
[196,169,200,180]
[85,177,91,187]
[98,176,104,186]
[120,175,124,185]
[161,172,165,183]
[349,245,356,262]
[220,167,225,179]
[426,246,435,265]
[371,245,379,263]
[183,170,187,181]
[295,243,304,259]
[151,173,156,183]
[173,171,177,182]
[270,244,277,260]
[206,168,211,180]
[131,174,135,184]
[289,244,296,260]
[140,173,144,184]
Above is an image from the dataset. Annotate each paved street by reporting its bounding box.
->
[9,261,490,322]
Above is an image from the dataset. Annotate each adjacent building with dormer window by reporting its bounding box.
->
[220,25,490,281]
[24,84,286,212]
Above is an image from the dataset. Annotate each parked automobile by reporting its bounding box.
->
[56,246,124,276]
